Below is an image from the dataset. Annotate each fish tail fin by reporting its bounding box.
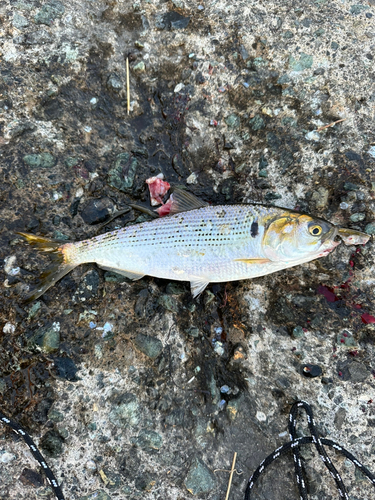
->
[17,232,77,302]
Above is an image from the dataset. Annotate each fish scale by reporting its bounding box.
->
[17,188,370,301]
[68,205,276,289]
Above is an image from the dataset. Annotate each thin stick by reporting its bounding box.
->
[316,118,346,132]
[126,56,130,115]
[224,452,237,500]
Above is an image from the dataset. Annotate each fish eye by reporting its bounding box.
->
[309,225,322,236]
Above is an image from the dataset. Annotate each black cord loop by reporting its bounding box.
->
[0,411,65,500]
[244,401,375,500]
[2,401,375,500]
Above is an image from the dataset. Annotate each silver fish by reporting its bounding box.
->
[18,189,370,301]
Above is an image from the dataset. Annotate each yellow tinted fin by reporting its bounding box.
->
[16,232,76,303]
[169,188,208,215]
[234,258,271,264]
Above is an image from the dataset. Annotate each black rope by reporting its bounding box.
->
[2,401,375,500]
[244,400,375,500]
[0,410,65,500]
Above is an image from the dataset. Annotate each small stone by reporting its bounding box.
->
[104,271,128,283]
[133,61,145,73]
[109,393,140,427]
[283,30,294,39]
[336,331,356,347]
[174,82,185,93]
[40,430,64,457]
[29,322,60,353]
[3,322,16,334]
[305,131,320,142]
[301,364,322,378]
[334,407,347,430]
[158,294,179,313]
[289,52,313,71]
[134,429,163,450]
[166,282,185,295]
[311,186,329,209]
[232,345,246,361]
[314,28,325,37]
[292,326,304,338]
[48,409,64,422]
[54,357,79,381]
[344,182,359,191]
[0,451,16,463]
[75,270,100,301]
[249,115,265,131]
[107,153,138,193]
[226,399,240,420]
[184,457,216,495]
[19,468,44,488]
[365,222,375,235]
[225,114,240,128]
[350,213,365,222]
[80,198,115,225]
[78,491,112,500]
[186,327,200,338]
[134,333,163,358]
[264,192,282,201]
[107,73,123,91]
[162,11,190,30]
[214,341,224,356]
[23,153,56,168]
[65,157,79,167]
[340,202,349,210]
[348,362,369,383]
[134,40,144,49]
[12,13,29,29]
[134,472,156,492]
[350,5,369,15]
[34,0,65,26]
[186,172,198,184]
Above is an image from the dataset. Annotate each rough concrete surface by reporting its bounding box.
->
[0,0,375,499]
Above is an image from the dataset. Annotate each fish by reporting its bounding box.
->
[17,188,370,302]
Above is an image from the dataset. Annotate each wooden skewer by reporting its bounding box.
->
[126,56,130,115]
[224,452,237,500]
[316,118,346,131]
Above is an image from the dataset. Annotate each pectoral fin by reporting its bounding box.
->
[99,265,145,281]
[190,277,210,298]
[234,258,271,264]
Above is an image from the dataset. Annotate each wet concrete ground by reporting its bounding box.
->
[1,0,375,499]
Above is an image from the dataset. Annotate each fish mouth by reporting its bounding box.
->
[317,226,340,257]
[321,225,338,244]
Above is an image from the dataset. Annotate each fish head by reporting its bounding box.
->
[262,213,340,262]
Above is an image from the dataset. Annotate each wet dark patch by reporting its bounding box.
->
[250,221,259,238]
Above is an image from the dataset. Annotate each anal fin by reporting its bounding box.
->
[190,277,209,298]
[99,265,145,281]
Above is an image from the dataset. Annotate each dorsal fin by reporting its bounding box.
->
[169,188,208,215]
